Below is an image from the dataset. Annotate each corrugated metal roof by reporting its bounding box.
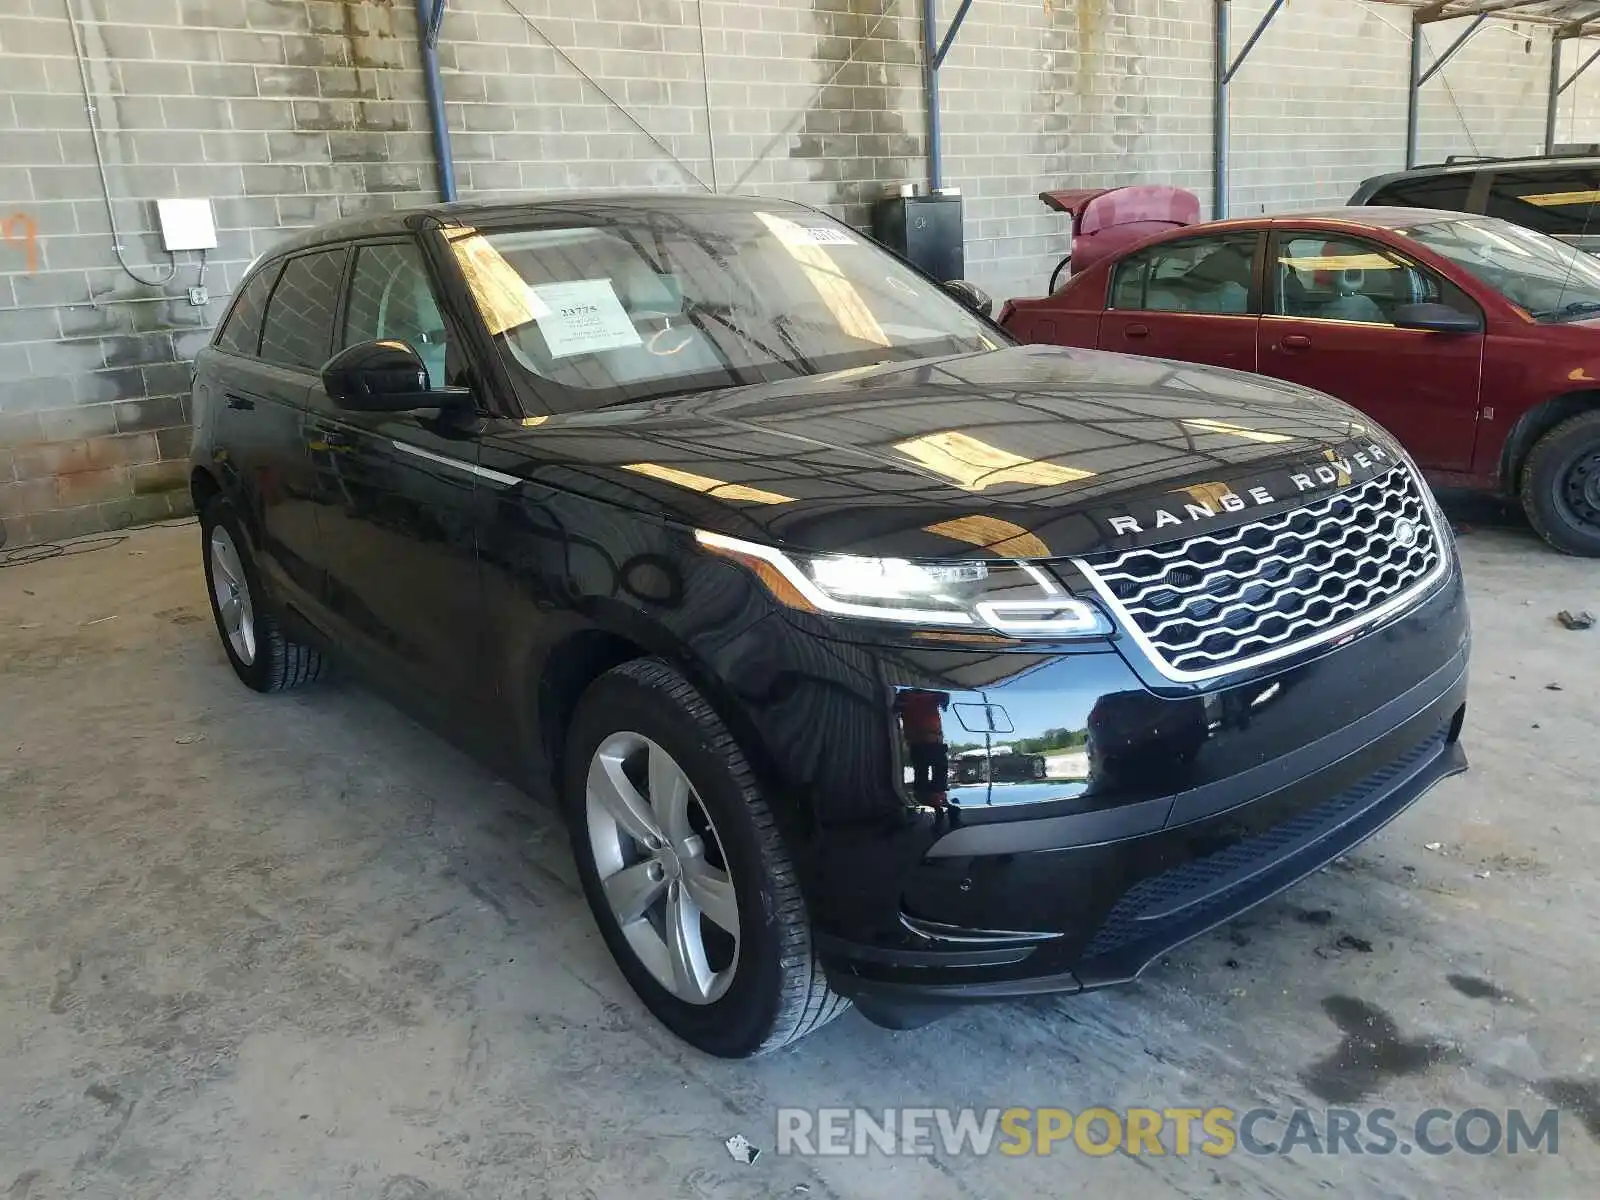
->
[1412,0,1600,32]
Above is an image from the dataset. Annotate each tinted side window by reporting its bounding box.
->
[1273,233,1476,326]
[1108,235,1256,315]
[1110,256,1146,308]
[1484,168,1600,236]
[214,264,279,357]
[1367,173,1474,213]
[343,242,449,386]
[260,249,348,371]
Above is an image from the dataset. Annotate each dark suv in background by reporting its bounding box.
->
[188,195,1470,1056]
[1351,154,1600,252]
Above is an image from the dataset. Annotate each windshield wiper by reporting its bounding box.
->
[681,300,808,373]
[1533,299,1600,321]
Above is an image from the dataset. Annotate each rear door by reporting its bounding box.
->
[224,247,348,613]
[1097,231,1262,372]
[1258,228,1483,470]
[304,236,488,721]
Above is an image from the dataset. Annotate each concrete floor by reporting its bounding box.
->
[2,503,1597,1199]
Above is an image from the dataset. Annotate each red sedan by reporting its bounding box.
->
[1001,205,1600,555]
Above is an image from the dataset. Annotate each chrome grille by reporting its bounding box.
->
[1075,466,1445,682]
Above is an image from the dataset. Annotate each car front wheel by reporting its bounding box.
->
[563,658,848,1056]
[1521,409,1600,556]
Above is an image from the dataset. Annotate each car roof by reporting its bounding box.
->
[1121,207,1477,246]
[1269,206,1475,230]
[261,192,810,260]
[1359,153,1600,188]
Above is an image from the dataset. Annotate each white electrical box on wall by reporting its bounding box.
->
[155,198,218,252]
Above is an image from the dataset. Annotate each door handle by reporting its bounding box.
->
[1124,323,1150,338]
[225,394,255,411]
[307,425,354,450]
[1280,334,1312,351]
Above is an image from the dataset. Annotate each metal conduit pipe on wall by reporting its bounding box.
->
[417,0,458,203]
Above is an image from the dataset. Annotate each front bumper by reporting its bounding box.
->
[708,545,1470,1009]
[820,646,1466,1004]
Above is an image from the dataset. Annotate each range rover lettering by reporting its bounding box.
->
[189,196,1470,1057]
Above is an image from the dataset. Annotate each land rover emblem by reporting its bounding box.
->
[1393,518,1420,549]
[1103,442,1394,538]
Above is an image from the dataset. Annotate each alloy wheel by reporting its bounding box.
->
[584,732,740,1005]
[209,525,257,666]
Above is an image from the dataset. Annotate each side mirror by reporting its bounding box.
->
[1391,302,1482,334]
[942,279,993,319]
[321,340,469,412]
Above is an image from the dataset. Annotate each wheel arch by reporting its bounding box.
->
[1500,390,1600,496]
[189,465,222,515]
[526,615,802,840]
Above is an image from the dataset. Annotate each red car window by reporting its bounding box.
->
[1273,234,1438,325]
[1109,234,1256,315]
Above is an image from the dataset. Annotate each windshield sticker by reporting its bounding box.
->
[758,212,857,247]
[795,225,856,245]
[531,279,642,358]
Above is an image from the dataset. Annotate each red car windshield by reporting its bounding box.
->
[1397,217,1600,322]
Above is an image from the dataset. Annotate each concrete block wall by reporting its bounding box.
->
[939,0,1216,297]
[4,0,1600,549]
[0,0,430,549]
[433,0,926,228]
[1225,1,1565,216]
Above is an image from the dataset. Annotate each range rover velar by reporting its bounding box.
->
[189,195,1470,1056]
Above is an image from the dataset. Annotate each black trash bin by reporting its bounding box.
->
[871,192,964,284]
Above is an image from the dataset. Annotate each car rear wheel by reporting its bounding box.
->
[200,497,326,692]
[563,658,848,1056]
[1521,409,1600,557]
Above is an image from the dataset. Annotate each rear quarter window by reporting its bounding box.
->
[1483,167,1600,237]
[213,264,280,357]
[259,248,349,371]
[1366,173,1476,213]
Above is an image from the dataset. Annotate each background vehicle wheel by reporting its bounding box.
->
[563,658,848,1057]
[200,497,326,692]
[1521,410,1600,557]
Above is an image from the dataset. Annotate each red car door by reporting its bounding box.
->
[1096,231,1262,372]
[1257,229,1483,471]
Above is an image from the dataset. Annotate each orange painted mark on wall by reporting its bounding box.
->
[2,212,39,274]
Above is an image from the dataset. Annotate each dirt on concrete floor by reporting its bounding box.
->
[0,504,1596,1200]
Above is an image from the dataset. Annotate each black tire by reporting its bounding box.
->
[200,496,326,693]
[1520,410,1600,556]
[563,658,848,1057]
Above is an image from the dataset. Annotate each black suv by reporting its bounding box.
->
[1351,155,1600,252]
[190,195,1470,1056]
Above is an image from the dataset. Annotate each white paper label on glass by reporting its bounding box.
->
[760,213,857,248]
[798,225,855,245]
[531,279,642,358]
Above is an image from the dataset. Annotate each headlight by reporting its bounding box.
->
[696,530,1113,638]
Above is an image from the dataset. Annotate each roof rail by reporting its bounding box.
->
[1409,150,1600,169]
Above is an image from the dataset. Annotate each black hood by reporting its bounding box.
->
[480,345,1405,559]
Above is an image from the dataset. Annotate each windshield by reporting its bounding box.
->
[1396,216,1600,322]
[443,206,1004,411]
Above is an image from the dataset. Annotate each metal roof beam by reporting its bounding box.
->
[1222,0,1288,83]
[1419,11,1489,81]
